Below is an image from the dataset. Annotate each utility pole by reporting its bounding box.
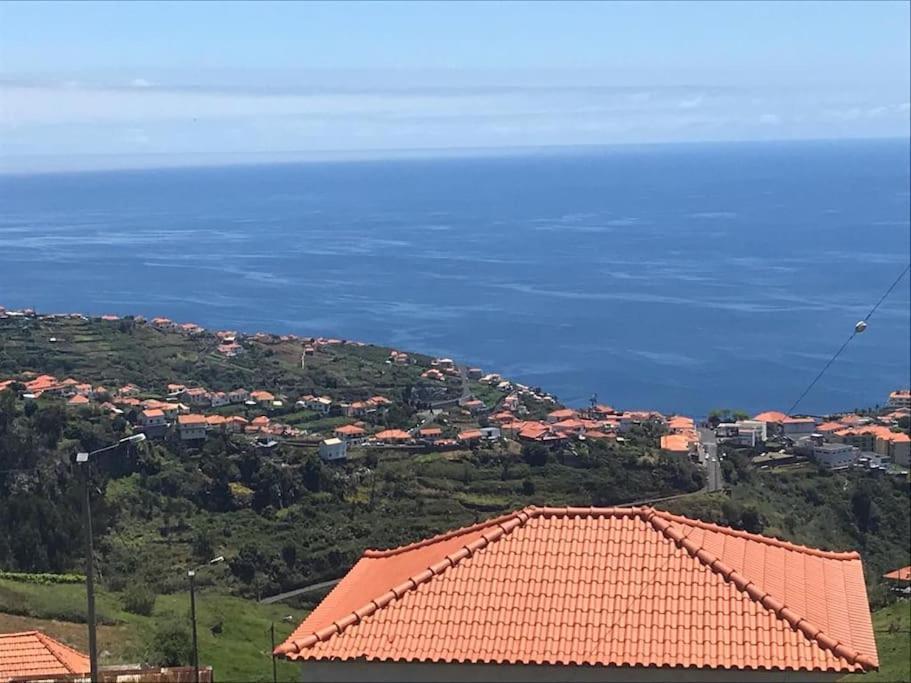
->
[75,434,146,683]
[270,622,278,683]
[187,556,224,683]
[80,460,99,683]
[189,569,199,683]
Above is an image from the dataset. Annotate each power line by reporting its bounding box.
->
[786,263,910,416]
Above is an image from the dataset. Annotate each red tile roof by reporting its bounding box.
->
[753,411,788,423]
[374,429,411,442]
[0,631,90,680]
[335,424,367,436]
[177,414,207,426]
[883,565,911,582]
[277,506,878,673]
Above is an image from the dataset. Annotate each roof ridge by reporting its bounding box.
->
[646,508,861,560]
[32,631,89,673]
[362,508,531,557]
[642,510,877,672]
[276,509,534,655]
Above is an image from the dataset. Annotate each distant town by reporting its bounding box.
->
[2,305,908,475]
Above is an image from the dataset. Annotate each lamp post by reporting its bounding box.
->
[75,433,147,683]
[189,556,225,683]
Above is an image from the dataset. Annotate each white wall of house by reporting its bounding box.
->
[291,660,842,683]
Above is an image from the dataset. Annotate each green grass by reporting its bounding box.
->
[851,600,911,682]
[0,578,307,681]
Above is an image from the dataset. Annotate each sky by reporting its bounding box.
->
[0,0,909,171]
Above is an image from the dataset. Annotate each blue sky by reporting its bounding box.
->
[1,1,909,170]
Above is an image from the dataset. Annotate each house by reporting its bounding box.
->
[546,408,575,423]
[210,391,230,407]
[373,429,411,443]
[883,566,910,595]
[118,383,141,397]
[457,429,482,444]
[888,389,911,409]
[781,417,817,437]
[206,415,227,431]
[139,407,167,430]
[832,426,911,466]
[319,438,348,462]
[150,316,173,329]
[417,427,442,441]
[0,630,90,681]
[228,388,250,404]
[467,367,483,380]
[183,387,211,407]
[67,394,90,407]
[177,414,207,441]
[276,505,878,682]
[421,369,445,382]
[251,415,271,429]
[299,396,333,414]
[250,390,275,405]
[461,399,486,414]
[226,415,249,434]
[167,383,186,395]
[479,426,501,440]
[660,433,696,455]
[335,424,367,442]
[810,442,860,469]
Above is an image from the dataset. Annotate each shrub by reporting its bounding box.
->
[148,619,192,666]
[122,584,157,616]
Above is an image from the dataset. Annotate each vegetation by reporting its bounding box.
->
[0,577,306,681]
[0,315,908,680]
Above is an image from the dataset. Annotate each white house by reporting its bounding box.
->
[228,388,249,404]
[319,438,347,462]
[177,414,208,441]
[781,417,817,437]
[811,443,859,469]
[210,391,230,408]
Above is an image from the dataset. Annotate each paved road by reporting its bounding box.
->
[260,578,342,604]
[698,427,724,492]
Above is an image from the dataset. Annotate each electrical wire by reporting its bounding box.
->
[786,263,910,416]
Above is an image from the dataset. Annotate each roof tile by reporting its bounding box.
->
[277,506,878,673]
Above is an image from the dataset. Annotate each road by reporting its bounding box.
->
[698,427,724,492]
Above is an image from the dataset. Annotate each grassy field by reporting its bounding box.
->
[0,578,307,681]
[855,600,911,682]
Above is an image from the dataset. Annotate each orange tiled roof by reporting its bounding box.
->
[375,429,411,442]
[336,424,366,436]
[754,411,788,423]
[0,630,90,680]
[177,414,207,426]
[277,506,878,673]
[883,565,911,582]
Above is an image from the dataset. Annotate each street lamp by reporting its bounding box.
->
[189,555,225,683]
[75,432,147,683]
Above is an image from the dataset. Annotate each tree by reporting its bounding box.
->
[521,442,549,467]
[122,584,157,616]
[148,619,192,666]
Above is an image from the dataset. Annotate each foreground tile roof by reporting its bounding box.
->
[277,506,878,673]
[0,631,90,680]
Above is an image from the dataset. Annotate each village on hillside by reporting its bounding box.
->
[1,306,909,475]
[0,306,909,683]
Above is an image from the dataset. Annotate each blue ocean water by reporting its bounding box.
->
[1,139,909,416]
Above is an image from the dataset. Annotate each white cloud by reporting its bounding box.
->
[130,78,154,88]
[758,113,781,125]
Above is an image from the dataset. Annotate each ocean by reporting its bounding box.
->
[1,139,909,416]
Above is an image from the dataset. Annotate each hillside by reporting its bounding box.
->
[0,311,908,680]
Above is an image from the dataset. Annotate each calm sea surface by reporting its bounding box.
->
[1,140,909,415]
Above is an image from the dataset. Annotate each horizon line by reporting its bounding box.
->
[1,135,908,178]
